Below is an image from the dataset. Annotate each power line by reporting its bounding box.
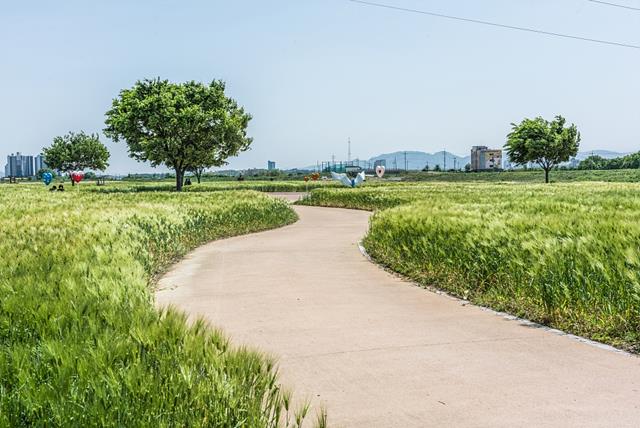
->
[587,0,640,11]
[348,0,640,50]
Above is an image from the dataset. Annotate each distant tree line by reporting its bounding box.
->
[578,152,640,170]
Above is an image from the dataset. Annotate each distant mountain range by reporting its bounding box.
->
[572,150,631,161]
[300,149,631,171]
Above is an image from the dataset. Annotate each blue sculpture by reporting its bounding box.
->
[42,172,53,186]
[331,171,366,188]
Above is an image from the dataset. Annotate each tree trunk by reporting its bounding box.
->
[196,170,202,184]
[175,169,183,192]
[544,168,550,184]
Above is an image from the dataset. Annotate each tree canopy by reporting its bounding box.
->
[505,116,580,183]
[43,132,110,176]
[104,78,252,191]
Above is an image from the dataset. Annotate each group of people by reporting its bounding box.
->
[49,184,65,192]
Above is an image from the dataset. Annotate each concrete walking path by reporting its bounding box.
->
[157,202,640,427]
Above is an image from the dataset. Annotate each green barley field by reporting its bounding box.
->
[300,182,640,352]
[85,179,342,194]
[3,175,640,425]
[0,184,311,427]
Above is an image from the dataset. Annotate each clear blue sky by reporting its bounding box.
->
[1,0,639,173]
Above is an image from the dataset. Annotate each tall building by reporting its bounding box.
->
[267,160,276,171]
[4,153,35,177]
[470,146,502,171]
[5,154,17,177]
[6,154,15,177]
[34,154,47,173]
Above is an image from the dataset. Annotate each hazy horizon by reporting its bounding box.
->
[2,0,639,174]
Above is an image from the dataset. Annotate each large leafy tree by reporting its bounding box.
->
[104,78,252,191]
[506,115,580,183]
[43,132,110,184]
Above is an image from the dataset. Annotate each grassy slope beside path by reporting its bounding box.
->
[0,186,301,426]
[299,183,640,352]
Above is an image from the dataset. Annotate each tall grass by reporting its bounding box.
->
[0,186,311,426]
[300,183,640,352]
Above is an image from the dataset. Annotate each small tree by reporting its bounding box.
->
[43,132,110,185]
[104,78,252,191]
[188,144,238,184]
[505,115,580,183]
[189,167,206,184]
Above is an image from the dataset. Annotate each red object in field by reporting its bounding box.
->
[71,171,85,183]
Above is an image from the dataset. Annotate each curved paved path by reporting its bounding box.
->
[157,203,640,427]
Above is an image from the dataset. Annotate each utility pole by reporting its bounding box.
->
[404,151,407,172]
[443,150,447,171]
[348,138,351,163]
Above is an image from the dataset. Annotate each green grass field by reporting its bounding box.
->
[403,168,640,183]
[300,182,640,352]
[3,173,640,424]
[0,185,314,426]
